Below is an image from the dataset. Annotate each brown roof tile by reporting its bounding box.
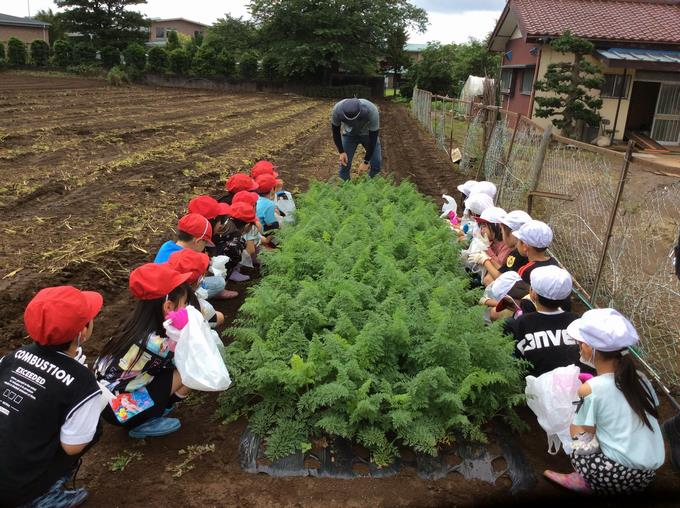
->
[512,0,680,44]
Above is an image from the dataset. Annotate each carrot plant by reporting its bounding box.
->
[219,177,526,466]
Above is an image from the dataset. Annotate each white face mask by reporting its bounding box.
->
[579,347,596,369]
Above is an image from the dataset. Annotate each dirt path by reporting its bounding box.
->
[2,76,678,507]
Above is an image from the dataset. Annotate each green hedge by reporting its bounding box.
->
[218,177,526,466]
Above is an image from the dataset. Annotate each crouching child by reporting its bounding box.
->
[0,286,105,507]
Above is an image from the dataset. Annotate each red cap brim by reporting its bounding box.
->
[82,291,104,322]
[495,296,517,313]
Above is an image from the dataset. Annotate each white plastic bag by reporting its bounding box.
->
[276,191,296,225]
[460,228,490,275]
[440,194,457,219]
[174,305,232,392]
[525,364,581,455]
[209,255,230,278]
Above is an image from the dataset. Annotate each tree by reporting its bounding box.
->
[217,50,236,78]
[123,42,146,70]
[382,27,409,93]
[168,47,191,75]
[147,46,168,73]
[72,41,97,64]
[203,15,257,58]
[166,30,180,51]
[534,30,604,140]
[261,53,280,81]
[30,40,50,66]
[34,9,68,42]
[55,0,149,49]
[239,50,259,80]
[7,38,27,67]
[450,38,499,96]
[53,39,72,67]
[191,44,219,77]
[408,43,457,95]
[100,45,121,68]
[0,42,5,62]
[248,0,427,81]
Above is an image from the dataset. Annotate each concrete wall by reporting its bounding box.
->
[149,20,205,42]
[0,25,48,45]
[532,46,635,141]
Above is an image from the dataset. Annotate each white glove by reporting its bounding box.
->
[195,286,209,300]
[479,295,490,305]
[468,251,490,265]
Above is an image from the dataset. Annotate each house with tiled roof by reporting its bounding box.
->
[488,0,680,146]
[0,13,50,44]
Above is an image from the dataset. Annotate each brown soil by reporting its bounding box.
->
[1,73,678,507]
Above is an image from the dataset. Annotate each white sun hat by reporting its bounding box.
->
[470,181,497,199]
[530,265,572,300]
[478,206,507,224]
[512,220,553,248]
[464,193,494,216]
[566,308,639,352]
[499,210,532,232]
[457,180,477,196]
[488,271,523,301]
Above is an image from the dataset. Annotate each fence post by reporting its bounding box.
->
[448,99,455,157]
[504,113,522,165]
[475,107,498,180]
[526,124,553,214]
[590,140,635,305]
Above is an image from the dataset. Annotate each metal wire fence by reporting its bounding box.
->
[410,87,680,394]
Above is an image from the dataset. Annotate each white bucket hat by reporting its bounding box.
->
[477,206,507,224]
[489,271,523,301]
[457,180,477,196]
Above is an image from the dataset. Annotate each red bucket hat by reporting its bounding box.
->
[178,213,214,246]
[168,249,210,285]
[226,173,259,193]
[229,202,257,223]
[251,160,279,179]
[188,195,232,220]
[24,286,103,346]
[255,174,283,194]
[129,263,192,300]
[232,190,260,206]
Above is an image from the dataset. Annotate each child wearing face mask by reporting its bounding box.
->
[96,263,195,439]
[544,309,665,494]
[0,286,105,507]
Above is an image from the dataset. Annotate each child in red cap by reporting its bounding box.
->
[220,173,259,205]
[154,213,236,300]
[0,286,104,507]
[95,263,194,439]
[168,249,225,328]
[255,173,283,233]
[211,201,260,282]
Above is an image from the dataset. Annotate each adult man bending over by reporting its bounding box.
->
[331,97,381,180]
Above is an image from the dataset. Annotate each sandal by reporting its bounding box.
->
[544,470,592,493]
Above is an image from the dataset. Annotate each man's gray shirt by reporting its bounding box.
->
[331,99,380,136]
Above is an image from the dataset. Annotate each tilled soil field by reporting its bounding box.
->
[0,73,677,507]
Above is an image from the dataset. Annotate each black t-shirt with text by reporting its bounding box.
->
[504,310,592,377]
[499,248,529,274]
[0,344,101,504]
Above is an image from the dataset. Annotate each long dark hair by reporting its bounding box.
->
[98,283,191,370]
[600,350,659,430]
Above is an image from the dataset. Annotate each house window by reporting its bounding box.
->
[155,26,165,39]
[500,68,513,94]
[601,74,631,99]
[194,30,203,37]
[521,67,535,95]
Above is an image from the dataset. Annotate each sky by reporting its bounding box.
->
[4,0,505,45]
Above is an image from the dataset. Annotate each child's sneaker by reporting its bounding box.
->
[213,289,239,300]
[544,470,591,493]
[128,417,181,438]
[32,482,88,508]
[229,269,250,282]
